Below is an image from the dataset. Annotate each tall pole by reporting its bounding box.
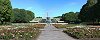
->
[46,12,48,22]
[46,12,50,25]
[47,12,48,17]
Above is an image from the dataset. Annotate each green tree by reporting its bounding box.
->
[61,12,80,23]
[78,0,97,22]
[13,8,35,23]
[36,17,42,18]
[61,14,66,21]
[0,0,13,24]
[87,0,100,24]
[64,12,79,21]
[26,10,35,20]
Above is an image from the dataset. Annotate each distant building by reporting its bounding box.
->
[30,18,42,23]
[57,21,64,23]
[52,18,64,23]
[30,17,65,23]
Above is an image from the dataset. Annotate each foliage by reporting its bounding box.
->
[13,8,35,23]
[0,0,14,25]
[36,17,42,18]
[78,0,97,22]
[61,12,80,23]
[87,0,100,23]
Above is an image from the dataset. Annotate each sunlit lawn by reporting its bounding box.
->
[53,24,81,28]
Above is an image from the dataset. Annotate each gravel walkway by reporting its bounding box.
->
[37,24,76,40]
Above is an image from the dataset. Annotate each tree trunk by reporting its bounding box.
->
[1,21,3,25]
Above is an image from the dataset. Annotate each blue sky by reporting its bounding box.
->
[11,0,87,18]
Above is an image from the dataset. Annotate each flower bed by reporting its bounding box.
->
[52,24,66,28]
[63,28,100,39]
[32,24,46,28]
[0,25,41,40]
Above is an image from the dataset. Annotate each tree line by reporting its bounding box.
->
[78,0,100,24]
[13,8,35,23]
[60,12,80,23]
[0,0,35,25]
[55,0,100,24]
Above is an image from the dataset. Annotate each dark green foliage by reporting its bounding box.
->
[78,0,97,22]
[61,12,80,23]
[78,0,100,24]
[0,0,13,25]
[88,0,100,23]
[36,17,42,18]
[13,8,35,23]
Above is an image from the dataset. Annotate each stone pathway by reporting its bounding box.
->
[37,24,76,40]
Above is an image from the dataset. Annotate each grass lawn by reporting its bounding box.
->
[52,24,80,28]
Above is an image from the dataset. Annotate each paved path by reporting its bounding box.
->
[37,24,76,40]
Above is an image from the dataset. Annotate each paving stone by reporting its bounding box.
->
[37,24,76,40]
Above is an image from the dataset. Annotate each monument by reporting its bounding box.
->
[46,12,51,24]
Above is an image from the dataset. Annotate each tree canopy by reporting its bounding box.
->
[13,8,35,23]
[36,17,42,18]
[87,0,100,22]
[61,12,80,23]
[0,0,14,24]
[78,0,100,25]
[78,0,97,22]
